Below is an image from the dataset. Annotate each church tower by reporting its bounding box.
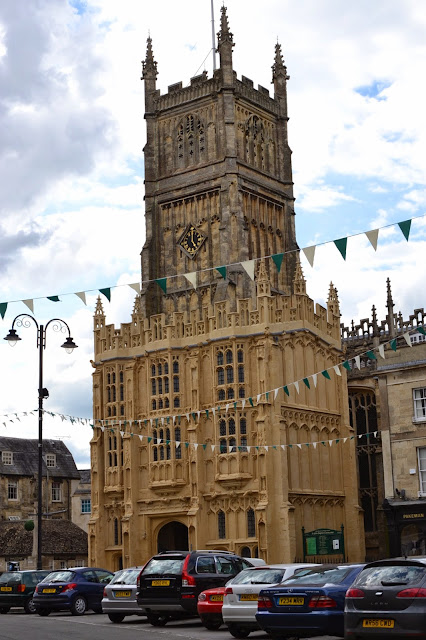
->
[89,7,365,569]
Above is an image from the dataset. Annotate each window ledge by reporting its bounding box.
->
[413,417,426,424]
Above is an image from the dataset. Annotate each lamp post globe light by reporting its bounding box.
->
[4,314,78,570]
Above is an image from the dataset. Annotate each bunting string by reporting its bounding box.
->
[0,215,423,319]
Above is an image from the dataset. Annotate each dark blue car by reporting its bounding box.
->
[33,567,113,616]
[256,563,365,639]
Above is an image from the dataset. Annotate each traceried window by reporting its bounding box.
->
[216,344,245,403]
[151,424,183,462]
[151,357,180,414]
[219,414,248,454]
[105,365,125,421]
[176,114,206,169]
[107,434,118,467]
[218,510,226,539]
[247,508,256,537]
[414,388,426,421]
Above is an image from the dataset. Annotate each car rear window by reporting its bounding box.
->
[142,558,185,575]
[231,568,285,585]
[110,568,140,585]
[40,570,75,583]
[0,572,22,584]
[282,566,353,586]
[196,556,216,574]
[355,564,426,588]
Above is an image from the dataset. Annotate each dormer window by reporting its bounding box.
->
[2,451,13,465]
[45,454,56,468]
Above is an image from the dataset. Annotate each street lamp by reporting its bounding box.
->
[4,314,78,570]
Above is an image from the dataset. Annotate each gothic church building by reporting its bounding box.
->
[89,8,365,568]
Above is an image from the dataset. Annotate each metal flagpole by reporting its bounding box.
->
[211,0,216,71]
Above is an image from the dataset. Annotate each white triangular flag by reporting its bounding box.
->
[403,332,412,347]
[139,435,143,441]
[312,442,317,449]
[333,365,342,376]
[23,299,34,312]
[241,260,255,280]
[75,291,87,305]
[373,431,377,438]
[172,416,176,425]
[302,245,316,267]
[274,388,279,400]
[225,404,229,413]
[161,417,164,425]
[211,444,216,452]
[212,407,216,417]
[297,443,302,449]
[378,344,385,358]
[293,381,300,394]
[100,426,105,432]
[264,446,268,452]
[185,272,197,289]
[193,443,198,450]
[365,229,379,251]
[197,410,200,421]
[281,445,286,451]
[186,413,190,422]
[175,441,180,448]
[343,437,348,444]
[242,399,246,409]
[129,282,141,294]
[257,394,261,403]
[312,374,318,388]
[354,355,361,370]
[329,440,333,446]
[120,431,124,438]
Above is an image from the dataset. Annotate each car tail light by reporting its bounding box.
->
[103,587,107,597]
[35,585,39,593]
[17,584,25,593]
[257,595,272,609]
[61,583,77,592]
[346,588,365,599]
[309,595,337,609]
[225,587,233,595]
[181,555,196,587]
[198,593,207,602]
[397,588,426,598]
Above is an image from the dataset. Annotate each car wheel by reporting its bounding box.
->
[24,598,37,614]
[146,612,168,626]
[37,609,51,616]
[108,612,126,623]
[70,595,87,616]
[228,625,251,639]
[0,607,10,614]
[203,620,222,630]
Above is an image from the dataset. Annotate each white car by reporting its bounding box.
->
[222,563,318,638]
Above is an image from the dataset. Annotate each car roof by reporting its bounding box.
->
[363,557,426,568]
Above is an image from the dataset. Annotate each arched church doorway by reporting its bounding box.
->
[157,521,189,552]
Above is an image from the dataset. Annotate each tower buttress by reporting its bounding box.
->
[293,254,307,295]
[386,277,396,338]
[327,282,340,319]
[94,296,105,330]
[217,6,234,86]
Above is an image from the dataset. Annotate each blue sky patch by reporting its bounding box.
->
[355,80,392,100]
[69,0,87,15]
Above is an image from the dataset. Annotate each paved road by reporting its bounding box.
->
[0,610,341,640]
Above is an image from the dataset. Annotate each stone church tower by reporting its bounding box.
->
[89,8,365,568]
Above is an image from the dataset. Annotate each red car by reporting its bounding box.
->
[197,586,226,630]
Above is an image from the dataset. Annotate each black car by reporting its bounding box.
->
[0,570,50,614]
[137,550,255,626]
[345,557,426,639]
[33,567,113,616]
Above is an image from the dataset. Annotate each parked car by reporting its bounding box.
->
[33,567,113,616]
[345,556,426,639]
[223,563,319,638]
[137,550,256,626]
[256,563,365,639]
[102,566,145,623]
[0,570,50,614]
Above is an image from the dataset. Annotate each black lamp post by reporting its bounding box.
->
[4,314,78,570]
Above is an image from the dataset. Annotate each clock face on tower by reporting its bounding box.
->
[178,224,206,258]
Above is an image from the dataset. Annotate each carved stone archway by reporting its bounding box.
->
[157,521,189,553]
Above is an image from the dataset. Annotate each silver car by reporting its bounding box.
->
[101,567,144,623]
[222,563,318,638]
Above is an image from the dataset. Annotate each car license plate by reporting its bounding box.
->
[42,588,56,594]
[151,580,170,586]
[114,590,131,597]
[363,619,394,628]
[210,595,223,602]
[279,596,304,605]
[0,587,12,592]
[240,594,258,601]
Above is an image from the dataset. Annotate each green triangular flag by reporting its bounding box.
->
[47,295,60,302]
[272,253,284,273]
[99,288,111,301]
[202,443,207,450]
[147,436,152,443]
[283,386,289,396]
[321,370,331,380]
[390,338,397,351]
[216,266,227,279]
[233,402,237,410]
[185,442,189,448]
[303,378,310,389]
[249,397,254,407]
[342,361,351,371]
[205,409,209,419]
[366,350,377,360]
[266,392,270,401]
[156,278,167,294]
[418,327,426,336]
[398,219,411,241]
[0,302,7,319]
[334,237,347,260]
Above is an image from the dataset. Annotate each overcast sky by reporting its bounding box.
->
[1,0,425,468]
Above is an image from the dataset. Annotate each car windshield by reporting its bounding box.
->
[0,572,22,584]
[40,570,75,583]
[282,566,352,586]
[143,558,184,575]
[231,568,285,585]
[110,569,141,585]
[355,564,426,587]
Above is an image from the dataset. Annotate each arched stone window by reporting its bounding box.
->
[218,510,226,539]
[176,114,206,168]
[247,508,256,537]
